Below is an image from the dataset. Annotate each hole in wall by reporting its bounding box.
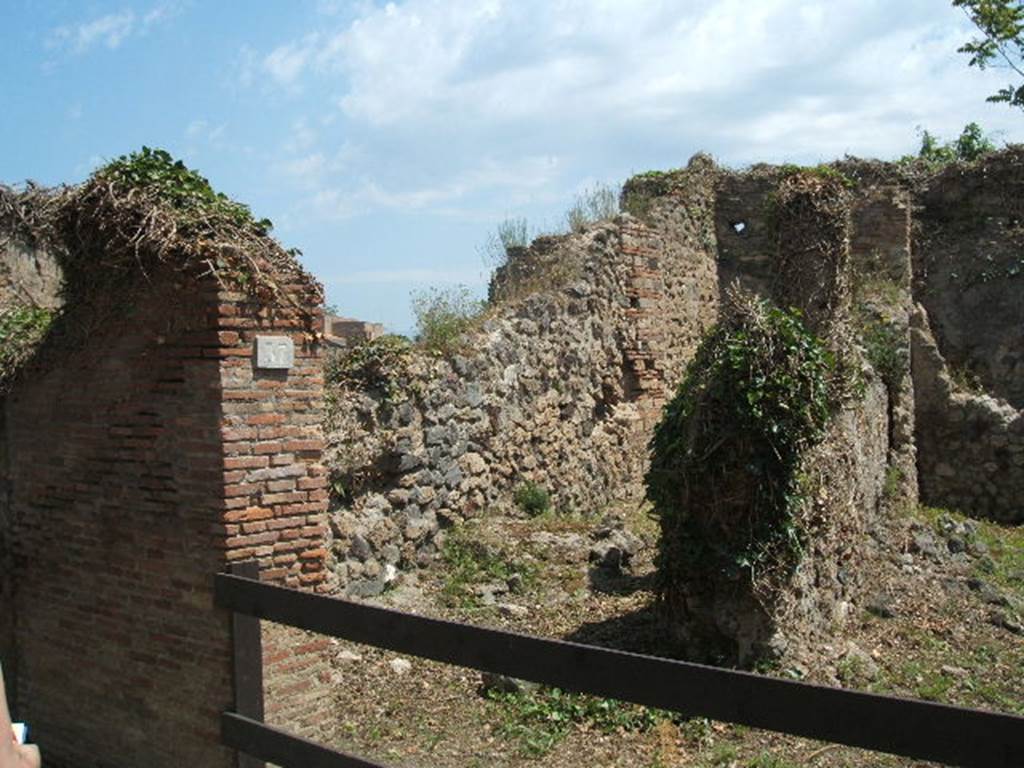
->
[730,221,747,235]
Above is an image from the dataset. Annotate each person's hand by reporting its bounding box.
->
[13,743,40,768]
[7,727,39,768]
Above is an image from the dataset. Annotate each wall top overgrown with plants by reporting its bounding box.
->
[0,147,322,390]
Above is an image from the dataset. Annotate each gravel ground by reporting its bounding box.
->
[319,503,1023,768]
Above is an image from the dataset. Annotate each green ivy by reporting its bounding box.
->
[95,146,273,234]
[858,315,907,391]
[0,305,54,385]
[647,297,844,583]
[324,334,413,403]
[778,163,856,189]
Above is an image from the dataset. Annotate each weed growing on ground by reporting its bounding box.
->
[486,686,664,757]
[513,482,551,516]
[440,527,537,608]
[916,506,1024,598]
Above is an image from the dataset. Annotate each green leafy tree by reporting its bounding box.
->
[955,0,1024,109]
[916,122,996,163]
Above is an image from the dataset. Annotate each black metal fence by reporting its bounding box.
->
[214,563,1024,768]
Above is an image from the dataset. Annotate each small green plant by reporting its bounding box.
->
[678,717,715,750]
[440,528,536,608]
[486,686,663,757]
[565,183,620,233]
[948,362,986,394]
[620,168,687,221]
[513,482,551,516]
[883,465,905,500]
[0,304,54,387]
[908,122,996,167]
[411,285,485,354]
[479,216,529,268]
[858,315,907,390]
[324,334,413,402]
[779,163,855,188]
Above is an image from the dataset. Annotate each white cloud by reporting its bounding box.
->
[185,119,227,143]
[303,154,560,220]
[49,12,135,53]
[281,152,328,180]
[249,0,1024,233]
[142,1,184,30]
[47,3,179,55]
[284,117,318,154]
[185,119,208,138]
[264,35,319,88]
[255,0,1006,149]
[301,0,867,127]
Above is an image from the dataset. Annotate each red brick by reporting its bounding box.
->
[224,482,261,498]
[297,476,327,491]
[224,456,269,470]
[262,491,306,505]
[282,439,325,452]
[246,413,285,426]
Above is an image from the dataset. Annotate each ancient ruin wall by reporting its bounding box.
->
[326,170,719,596]
[0,241,61,310]
[849,186,918,506]
[656,173,891,663]
[0,234,334,766]
[914,149,1024,409]
[908,149,1024,521]
[912,307,1024,523]
[2,267,237,768]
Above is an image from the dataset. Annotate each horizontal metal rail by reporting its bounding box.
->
[216,571,1024,768]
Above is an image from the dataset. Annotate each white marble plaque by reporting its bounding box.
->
[255,336,294,369]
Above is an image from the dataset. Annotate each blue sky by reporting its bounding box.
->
[2,0,1022,335]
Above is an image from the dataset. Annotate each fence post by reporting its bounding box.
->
[229,561,265,768]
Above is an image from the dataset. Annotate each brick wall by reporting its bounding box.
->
[620,179,718,430]
[211,282,337,741]
[0,257,333,766]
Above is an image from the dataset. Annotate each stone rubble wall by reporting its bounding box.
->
[913,149,1024,409]
[0,241,62,310]
[849,186,918,508]
[659,173,892,663]
[912,305,1024,523]
[905,149,1024,521]
[326,171,719,596]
